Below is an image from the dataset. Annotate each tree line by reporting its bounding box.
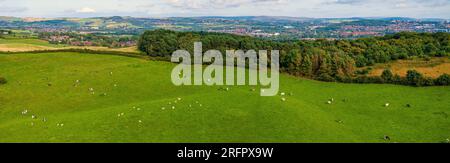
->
[138,29,450,86]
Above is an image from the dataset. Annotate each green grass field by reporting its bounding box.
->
[0,38,139,53]
[0,52,449,143]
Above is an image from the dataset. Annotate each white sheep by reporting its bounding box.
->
[385,103,390,107]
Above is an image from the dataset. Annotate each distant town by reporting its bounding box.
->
[1,16,449,47]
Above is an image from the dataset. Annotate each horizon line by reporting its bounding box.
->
[1,15,449,20]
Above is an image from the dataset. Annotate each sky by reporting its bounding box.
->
[0,0,449,18]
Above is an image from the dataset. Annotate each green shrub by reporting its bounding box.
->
[352,76,383,84]
[0,77,7,85]
[381,69,394,82]
[435,74,450,86]
[316,73,335,82]
[406,70,425,86]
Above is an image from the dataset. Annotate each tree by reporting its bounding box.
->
[381,69,394,83]
[138,29,178,57]
[435,74,450,86]
[406,70,425,86]
[300,54,312,76]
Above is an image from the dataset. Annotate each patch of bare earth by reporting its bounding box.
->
[368,57,450,78]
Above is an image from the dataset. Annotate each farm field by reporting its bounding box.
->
[0,38,139,53]
[368,57,450,78]
[0,52,449,143]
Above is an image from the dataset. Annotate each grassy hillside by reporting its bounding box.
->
[0,52,449,143]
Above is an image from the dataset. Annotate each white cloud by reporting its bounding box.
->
[76,7,96,13]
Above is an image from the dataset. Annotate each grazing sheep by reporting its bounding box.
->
[89,88,94,91]
[172,106,175,109]
[327,101,332,104]
[161,107,166,110]
[281,98,286,102]
[281,92,286,96]
[384,135,391,141]
[31,115,36,119]
[177,97,182,101]
[385,103,390,107]
[138,120,142,123]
